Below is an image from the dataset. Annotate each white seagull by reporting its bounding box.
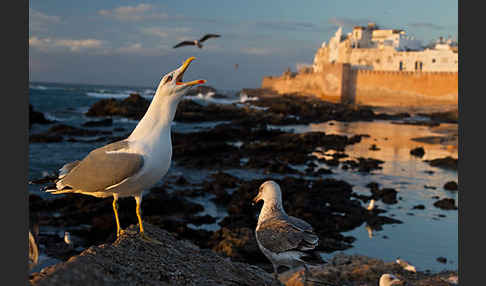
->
[253,180,319,284]
[396,257,417,273]
[46,57,206,244]
[379,274,403,286]
[173,34,221,49]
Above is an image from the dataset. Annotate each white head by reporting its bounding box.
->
[154,57,206,101]
[252,180,283,207]
[379,274,403,286]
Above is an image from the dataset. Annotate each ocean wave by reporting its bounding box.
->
[186,92,258,105]
[86,91,153,100]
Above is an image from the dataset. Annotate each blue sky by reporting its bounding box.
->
[29,0,458,90]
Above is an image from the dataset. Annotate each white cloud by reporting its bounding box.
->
[29,36,104,52]
[116,43,143,53]
[99,4,168,21]
[29,8,61,32]
[141,27,192,38]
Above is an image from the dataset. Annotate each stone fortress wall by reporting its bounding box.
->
[262,24,458,107]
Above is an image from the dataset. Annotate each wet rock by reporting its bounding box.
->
[410,147,425,157]
[29,104,53,128]
[413,204,426,210]
[278,253,457,286]
[30,223,273,286]
[424,185,437,190]
[436,257,447,264]
[370,187,398,204]
[425,156,458,170]
[85,93,150,120]
[443,181,458,191]
[82,118,113,127]
[29,134,63,143]
[369,144,380,151]
[433,198,458,210]
[343,157,384,173]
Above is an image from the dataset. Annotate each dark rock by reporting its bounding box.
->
[443,181,458,191]
[413,204,426,210]
[436,257,447,264]
[425,156,458,170]
[424,185,437,190]
[29,104,53,128]
[410,147,425,157]
[85,93,150,120]
[29,134,63,143]
[29,224,273,286]
[369,144,380,151]
[433,198,458,210]
[370,187,398,204]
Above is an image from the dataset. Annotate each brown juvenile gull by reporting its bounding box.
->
[379,274,403,285]
[173,34,220,49]
[46,57,206,244]
[253,180,319,284]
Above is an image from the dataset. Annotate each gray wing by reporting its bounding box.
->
[173,41,195,48]
[56,140,144,192]
[287,215,315,233]
[256,217,318,253]
[199,34,220,42]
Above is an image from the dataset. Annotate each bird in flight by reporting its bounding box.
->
[173,34,221,49]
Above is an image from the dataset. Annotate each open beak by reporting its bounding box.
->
[175,57,206,86]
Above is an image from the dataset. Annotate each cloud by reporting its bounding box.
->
[29,8,61,32]
[256,20,317,31]
[328,17,373,29]
[29,36,104,52]
[407,22,445,31]
[140,27,192,38]
[98,4,168,21]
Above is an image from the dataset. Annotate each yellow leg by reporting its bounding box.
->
[112,195,123,238]
[135,195,162,244]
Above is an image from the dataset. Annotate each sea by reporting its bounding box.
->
[29,81,458,273]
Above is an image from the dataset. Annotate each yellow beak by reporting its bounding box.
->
[176,57,206,86]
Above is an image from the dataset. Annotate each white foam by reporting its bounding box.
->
[86,90,153,100]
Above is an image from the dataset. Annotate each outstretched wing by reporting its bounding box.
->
[199,34,220,42]
[256,217,318,253]
[53,140,144,193]
[173,41,195,48]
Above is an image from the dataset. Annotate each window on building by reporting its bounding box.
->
[399,61,403,71]
[432,58,436,63]
[415,61,423,71]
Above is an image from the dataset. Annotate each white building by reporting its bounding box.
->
[313,23,458,73]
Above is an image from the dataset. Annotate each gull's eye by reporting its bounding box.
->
[163,74,173,85]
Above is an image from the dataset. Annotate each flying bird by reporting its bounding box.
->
[379,274,403,286]
[173,34,221,49]
[253,180,319,284]
[46,57,206,244]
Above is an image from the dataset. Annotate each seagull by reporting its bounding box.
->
[396,257,417,273]
[367,199,376,211]
[253,180,319,284]
[173,34,221,49]
[46,57,206,244]
[64,231,74,249]
[379,274,403,286]
[29,231,39,270]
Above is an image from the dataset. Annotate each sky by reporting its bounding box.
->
[29,0,458,90]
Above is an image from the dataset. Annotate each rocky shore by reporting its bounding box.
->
[29,224,458,286]
[29,87,458,284]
